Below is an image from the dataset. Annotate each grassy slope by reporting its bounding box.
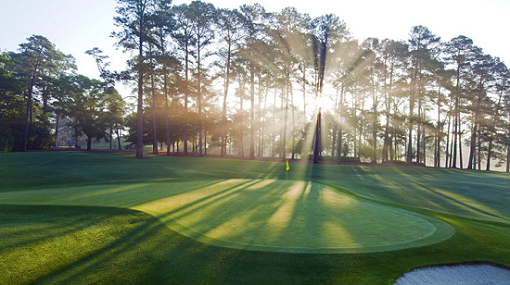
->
[0,151,509,285]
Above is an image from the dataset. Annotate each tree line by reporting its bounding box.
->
[1,0,509,172]
[0,36,125,151]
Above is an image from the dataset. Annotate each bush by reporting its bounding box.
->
[338,156,361,163]
[9,122,52,151]
[302,155,361,162]
[27,122,52,150]
[357,144,375,161]
[0,124,14,152]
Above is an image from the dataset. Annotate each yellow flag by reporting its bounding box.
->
[286,160,290,171]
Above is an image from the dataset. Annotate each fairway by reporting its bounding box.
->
[1,152,510,285]
[0,178,453,253]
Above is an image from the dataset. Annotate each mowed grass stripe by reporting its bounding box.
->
[28,152,76,168]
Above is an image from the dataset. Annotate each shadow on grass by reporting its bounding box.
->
[0,206,129,250]
[1,194,510,285]
[324,165,510,224]
[0,204,392,285]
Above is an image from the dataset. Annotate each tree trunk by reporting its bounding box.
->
[240,82,245,157]
[467,122,476,170]
[406,93,414,165]
[279,86,284,158]
[416,97,422,165]
[418,130,427,166]
[257,73,262,157]
[449,121,454,168]
[313,110,321,163]
[271,88,276,157]
[314,39,327,164]
[353,97,358,158]
[452,101,458,168]
[197,37,203,157]
[250,61,255,160]
[486,138,493,171]
[135,28,144,158]
[204,118,207,155]
[391,97,398,161]
[159,39,171,156]
[331,125,337,158]
[183,40,189,155]
[452,63,461,168]
[372,68,378,164]
[164,75,170,156]
[373,105,377,163]
[282,85,288,161]
[150,46,158,155]
[331,90,339,158]
[445,110,451,168]
[116,124,121,150]
[290,83,295,160]
[23,77,36,151]
[458,110,463,169]
[476,128,480,170]
[383,96,392,162]
[87,136,92,151]
[506,143,510,173]
[436,88,441,168]
[110,125,113,149]
[468,82,483,169]
[54,114,60,147]
[302,62,307,120]
[221,41,231,157]
[337,86,344,163]
[262,87,268,157]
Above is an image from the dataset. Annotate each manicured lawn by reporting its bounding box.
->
[0,151,509,284]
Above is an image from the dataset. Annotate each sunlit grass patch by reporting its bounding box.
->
[0,205,153,285]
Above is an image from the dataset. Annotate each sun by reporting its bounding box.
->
[313,94,336,114]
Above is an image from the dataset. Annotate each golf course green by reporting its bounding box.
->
[1,151,509,284]
[0,178,454,253]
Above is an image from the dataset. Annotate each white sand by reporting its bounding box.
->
[394,263,510,285]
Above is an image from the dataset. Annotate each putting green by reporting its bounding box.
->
[0,179,454,253]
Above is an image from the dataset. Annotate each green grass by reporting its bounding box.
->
[1,151,510,284]
[0,179,454,253]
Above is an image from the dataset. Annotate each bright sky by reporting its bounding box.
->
[1,0,509,99]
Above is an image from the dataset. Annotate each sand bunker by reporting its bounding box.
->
[394,263,510,285]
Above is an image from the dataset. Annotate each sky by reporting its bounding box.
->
[1,0,510,99]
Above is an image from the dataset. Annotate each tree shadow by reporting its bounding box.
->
[325,165,510,223]
[1,203,365,285]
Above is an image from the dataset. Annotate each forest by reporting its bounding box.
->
[1,0,509,172]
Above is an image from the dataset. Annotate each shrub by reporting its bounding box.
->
[0,124,14,152]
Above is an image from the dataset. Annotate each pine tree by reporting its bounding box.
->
[112,0,158,158]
